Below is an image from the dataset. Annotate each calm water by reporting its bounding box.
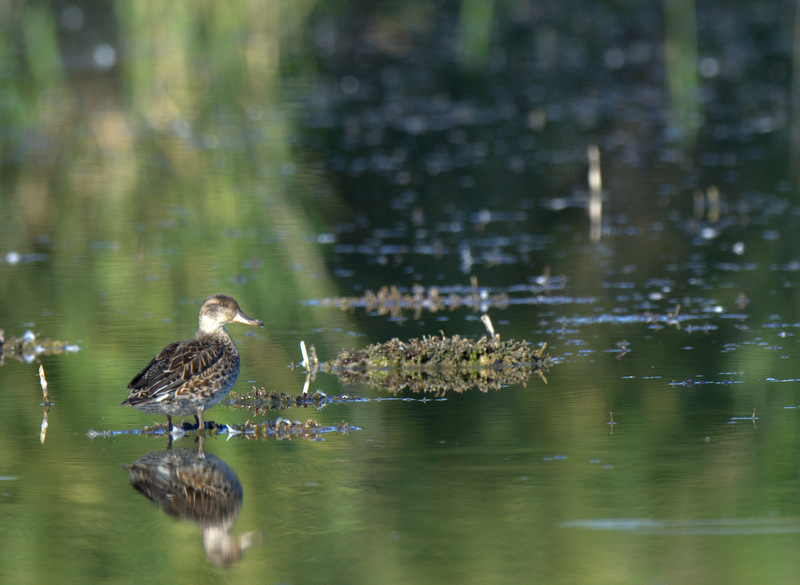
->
[3,1,800,584]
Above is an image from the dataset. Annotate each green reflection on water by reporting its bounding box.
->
[2,1,800,585]
[0,2,355,582]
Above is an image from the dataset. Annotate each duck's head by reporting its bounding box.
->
[198,294,263,334]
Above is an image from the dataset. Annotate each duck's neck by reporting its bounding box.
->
[196,325,230,340]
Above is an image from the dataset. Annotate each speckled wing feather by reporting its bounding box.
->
[123,339,224,406]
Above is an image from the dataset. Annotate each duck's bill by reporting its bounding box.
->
[234,311,264,327]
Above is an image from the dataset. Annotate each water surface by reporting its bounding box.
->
[3,1,800,584]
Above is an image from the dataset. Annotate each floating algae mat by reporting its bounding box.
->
[319,283,511,320]
[313,276,567,321]
[309,333,551,395]
[0,329,80,364]
[228,388,369,415]
[89,418,354,441]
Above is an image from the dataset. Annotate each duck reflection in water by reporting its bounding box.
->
[123,439,262,566]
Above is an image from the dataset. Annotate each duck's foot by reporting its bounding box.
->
[179,415,221,432]
[167,423,186,446]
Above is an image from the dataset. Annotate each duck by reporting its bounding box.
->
[122,294,262,430]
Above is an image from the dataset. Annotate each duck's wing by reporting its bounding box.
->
[123,339,224,405]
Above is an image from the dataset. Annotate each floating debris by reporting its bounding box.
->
[227,418,355,441]
[669,378,740,387]
[228,388,368,415]
[314,333,550,395]
[314,276,564,320]
[229,387,456,415]
[0,329,80,365]
[88,418,356,442]
[320,283,505,320]
[728,408,758,428]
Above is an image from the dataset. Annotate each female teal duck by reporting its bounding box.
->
[122,294,263,430]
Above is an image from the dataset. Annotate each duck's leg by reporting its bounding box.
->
[165,415,175,450]
[196,411,204,431]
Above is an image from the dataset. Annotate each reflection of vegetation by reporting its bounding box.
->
[3,2,798,584]
[0,0,348,392]
[307,334,550,395]
[0,329,79,365]
[457,0,493,70]
[664,0,701,140]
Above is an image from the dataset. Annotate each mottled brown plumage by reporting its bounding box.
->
[122,294,262,429]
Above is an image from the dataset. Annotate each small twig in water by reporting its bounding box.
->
[667,304,682,329]
[481,314,498,339]
[300,341,309,369]
[38,364,50,406]
[39,365,50,444]
[588,144,602,242]
[706,186,720,224]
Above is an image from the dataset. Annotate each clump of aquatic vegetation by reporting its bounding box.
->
[225,317,550,413]
[0,329,80,364]
[279,323,551,396]
[315,275,566,320]
[320,334,549,394]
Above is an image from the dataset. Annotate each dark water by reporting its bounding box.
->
[3,1,800,584]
